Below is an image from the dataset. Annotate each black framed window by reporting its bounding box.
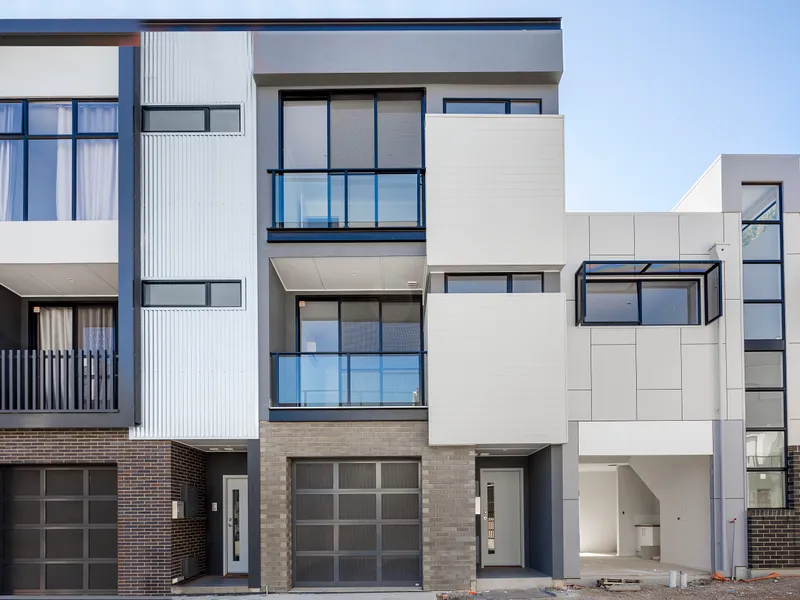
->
[142,106,241,133]
[444,273,543,294]
[142,281,242,308]
[30,303,117,352]
[581,279,700,326]
[443,99,542,115]
[0,99,118,221]
[742,183,787,508]
[297,298,422,353]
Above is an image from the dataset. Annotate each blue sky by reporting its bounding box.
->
[3,0,798,211]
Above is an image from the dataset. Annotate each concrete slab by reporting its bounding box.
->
[477,567,553,591]
[577,553,710,586]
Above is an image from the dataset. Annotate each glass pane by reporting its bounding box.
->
[641,280,698,325]
[347,173,376,227]
[89,469,117,495]
[341,301,380,353]
[746,431,784,468]
[0,140,24,221]
[277,173,330,228]
[29,102,72,135]
[512,274,543,293]
[78,102,118,133]
[209,282,241,307]
[232,488,240,560]
[742,223,780,260]
[742,184,779,221]
[378,92,422,168]
[377,173,418,227]
[330,95,374,168]
[143,282,206,307]
[299,301,339,352]
[45,564,82,590]
[382,354,422,406]
[743,264,782,300]
[743,303,783,340]
[76,307,114,350]
[447,276,507,293]
[0,102,23,133]
[745,391,784,428]
[585,263,646,274]
[46,469,83,495]
[747,471,785,508]
[744,352,783,388]
[28,139,73,221]
[487,482,495,554]
[445,101,505,114]
[88,564,117,591]
[382,302,421,352]
[706,267,721,323]
[283,100,328,169]
[510,100,542,114]
[143,108,205,132]
[77,139,119,220]
[209,107,240,132]
[584,281,639,323]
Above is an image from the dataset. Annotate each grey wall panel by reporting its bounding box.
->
[253,30,562,82]
[528,447,553,575]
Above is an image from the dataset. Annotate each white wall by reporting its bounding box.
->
[425,115,565,269]
[630,456,712,570]
[673,157,723,212]
[617,465,659,557]
[427,292,567,446]
[0,47,118,97]
[565,212,745,426]
[0,221,116,265]
[133,32,258,440]
[579,421,713,456]
[579,470,618,553]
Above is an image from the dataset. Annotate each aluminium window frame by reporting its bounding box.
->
[141,280,244,308]
[140,104,242,134]
[442,98,543,115]
[443,273,544,294]
[0,98,119,221]
[742,182,787,508]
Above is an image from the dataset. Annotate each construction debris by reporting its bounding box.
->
[598,576,644,592]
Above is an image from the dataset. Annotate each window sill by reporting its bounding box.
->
[267,227,425,243]
[268,407,428,422]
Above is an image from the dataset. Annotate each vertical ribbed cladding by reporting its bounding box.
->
[133,32,258,440]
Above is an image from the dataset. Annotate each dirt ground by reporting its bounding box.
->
[557,577,800,598]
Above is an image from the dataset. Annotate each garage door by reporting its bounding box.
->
[293,460,421,587]
[1,466,118,594]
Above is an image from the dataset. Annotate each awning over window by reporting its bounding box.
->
[575,260,723,326]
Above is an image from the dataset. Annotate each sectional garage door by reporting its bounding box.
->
[293,460,421,587]
[1,466,118,594]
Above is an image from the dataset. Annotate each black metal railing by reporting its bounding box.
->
[270,168,425,229]
[271,352,425,408]
[0,350,117,412]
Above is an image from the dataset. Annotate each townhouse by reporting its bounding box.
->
[0,16,796,596]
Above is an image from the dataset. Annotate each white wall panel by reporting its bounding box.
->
[678,214,724,255]
[636,328,681,390]
[725,300,744,391]
[563,214,589,300]
[590,345,636,421]
[425,115,565,269]
[589,215,634,256]
[0,47,118,97]
[637,390,682,421]
[681,344,719,420]
[0,221,116,265]
[591,328,635,345]
[722,212,742,301]
[134,32,258,440]
[784,213,800,255]
[728,389,744,421]
[568,390,591,421]
[634,214,679,260]
[566,302,591,390]
[427,293,567,446]
[674,157,722,212]
[579,421,713,456]
[579,471,618,553]
[785,254,800,344]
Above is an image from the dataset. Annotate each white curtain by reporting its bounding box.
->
[55,106,73,220]
[38,307,73,351]
[77,105,118,220]
[76,307,114,350]
[0,104,22,221]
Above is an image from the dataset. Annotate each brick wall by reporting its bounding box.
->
[0,429,172,595]
[748,446,800,568]
[171,443,207,581]
[260,421,475,592]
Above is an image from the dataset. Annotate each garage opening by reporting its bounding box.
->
[1,466,118,594]
[292,460,421,588]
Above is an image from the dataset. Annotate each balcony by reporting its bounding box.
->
[268,168,425,242]
[0,350,117,413]
[271,352,425,416]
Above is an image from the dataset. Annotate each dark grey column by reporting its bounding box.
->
[117,45,141,426]
[247,439,261,590]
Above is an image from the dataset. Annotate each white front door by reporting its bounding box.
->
[480,469,523,567]
[225,476,248,574]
